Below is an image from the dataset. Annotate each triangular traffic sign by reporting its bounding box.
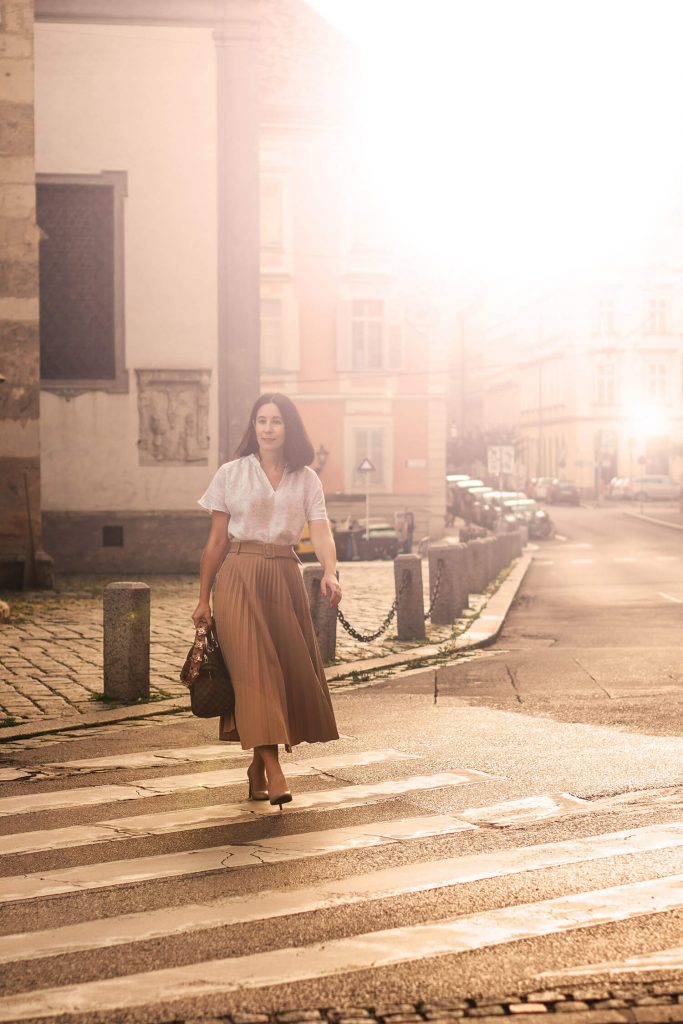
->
[357,456,375,473]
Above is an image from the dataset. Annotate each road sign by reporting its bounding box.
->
[357,457,375,539]
[487,446,515,476]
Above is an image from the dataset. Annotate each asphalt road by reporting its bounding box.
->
[435,502,683,736]
[1,503,682,1023]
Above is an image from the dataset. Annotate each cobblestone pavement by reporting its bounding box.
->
[171,985,683,1023]
[0,561,483,725]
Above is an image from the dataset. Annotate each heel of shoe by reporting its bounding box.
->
[269,791,293,809]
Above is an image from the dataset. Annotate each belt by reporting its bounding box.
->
[228,541,298,560]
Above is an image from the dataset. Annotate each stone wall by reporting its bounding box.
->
[0,0,46,587]
[42,511,209,574]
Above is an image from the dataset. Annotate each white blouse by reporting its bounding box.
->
[198,454,327,545]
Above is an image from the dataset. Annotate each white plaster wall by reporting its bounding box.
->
[35,23,219,510]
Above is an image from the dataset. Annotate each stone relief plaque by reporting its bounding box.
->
[136,369,210,466]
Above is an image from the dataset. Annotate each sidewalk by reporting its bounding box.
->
[624,505,683,531]
[0,553,531,733]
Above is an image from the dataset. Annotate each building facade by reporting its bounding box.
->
[2,0,449,578]
[466,269,683,495]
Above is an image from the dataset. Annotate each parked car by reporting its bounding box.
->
[527,477,556,500]
[547,479,580,505]
[606,476,630,499]
[501,497,554,538]
[334,520,400,561]
[624,475,682,501]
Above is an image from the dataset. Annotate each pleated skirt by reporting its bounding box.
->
[212,549,339,750]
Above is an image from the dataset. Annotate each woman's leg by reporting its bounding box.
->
[255,743,289,798]
[248,746,267,792]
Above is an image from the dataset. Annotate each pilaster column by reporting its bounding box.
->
[0,0,45,586]
[214,0,260,464]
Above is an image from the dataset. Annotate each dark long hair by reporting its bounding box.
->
[234,393,315,471]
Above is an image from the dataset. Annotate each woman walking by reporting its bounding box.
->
[192,393,341,808]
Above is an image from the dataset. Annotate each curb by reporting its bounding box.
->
[623,509,683,532]
[325,551,532,689]
[0,698,188,743]
[0,553,533,743]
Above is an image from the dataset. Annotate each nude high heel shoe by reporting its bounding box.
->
[269,789,293,809]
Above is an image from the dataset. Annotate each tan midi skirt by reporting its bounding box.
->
[212,542,339,750]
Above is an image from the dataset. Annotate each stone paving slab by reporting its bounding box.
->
[0,555,527,730]
[153,986,683,1024]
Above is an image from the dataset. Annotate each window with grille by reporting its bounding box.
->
[646,360,667,402]
[352,300,384,371]
[596,298,616,334]
[37,172,127,390]
[595,362,616,404]
[647,296,669,334]
[260,297,284,370]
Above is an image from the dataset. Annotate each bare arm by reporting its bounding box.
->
[192,511,230,626]
[308,518,342,607]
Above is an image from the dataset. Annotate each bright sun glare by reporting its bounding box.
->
[307,0,683,285]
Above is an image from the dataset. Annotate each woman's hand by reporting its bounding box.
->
[320,572,342,607]
[192,600,213,628]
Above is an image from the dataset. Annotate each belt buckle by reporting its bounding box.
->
[264,542,274,558]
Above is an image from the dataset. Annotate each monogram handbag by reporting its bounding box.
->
[180,622,235,718]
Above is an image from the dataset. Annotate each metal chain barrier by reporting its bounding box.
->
[424,558,445,620]
[336,569,411,643]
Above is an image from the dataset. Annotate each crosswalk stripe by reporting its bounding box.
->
[1,822,681,966]
[538,945,683,978]
[0,814,470,904]
[0,749,423,817]
[3,871,683,1021]
[46,744,253,772]
[658,591,683,604]
[0,772,483,856]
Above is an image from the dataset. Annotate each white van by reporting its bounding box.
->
[625,475,681,501]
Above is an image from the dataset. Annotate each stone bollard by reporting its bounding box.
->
[303,565,338,665]
[103,582,150,702]
[467,538,488,595]
[483,536,497,587]
[428,543,467,625]
[492,534,505,576]
[394,554,425,641]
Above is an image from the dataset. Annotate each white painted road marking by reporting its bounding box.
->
[0,815,471,904]
[0,749,419,817]
[1,822,682,966]
[0,772,489,856]
[538,945,683,978]
[658,591,683,604]
[461,793,588,827]
[46,744,253,772]
[2,871,683,1021]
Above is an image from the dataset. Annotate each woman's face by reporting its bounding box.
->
[254,402,286,456]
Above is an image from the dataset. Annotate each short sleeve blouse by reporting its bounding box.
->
[198,454,327,545]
